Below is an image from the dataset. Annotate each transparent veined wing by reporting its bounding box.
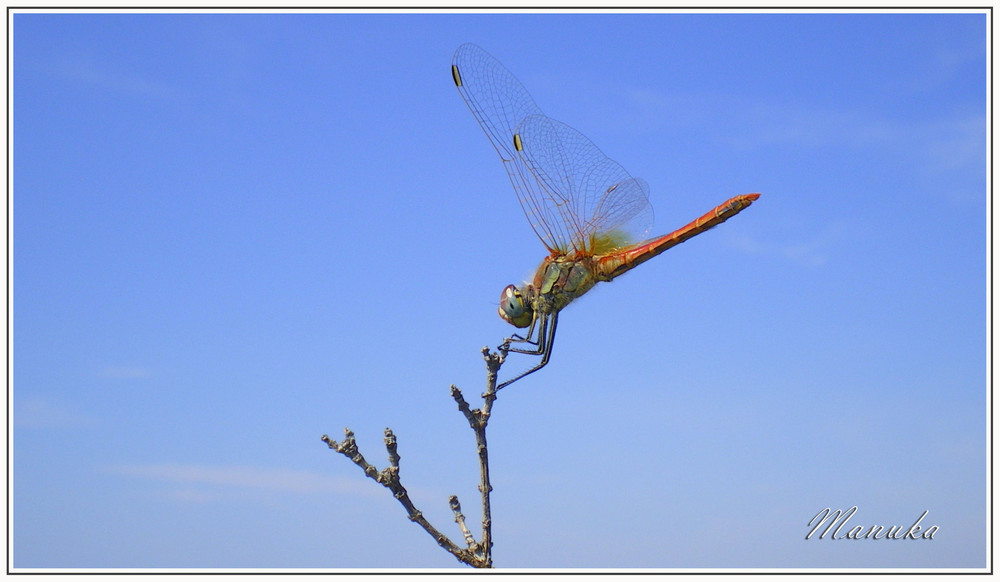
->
[452,43,572,253]
[513,114,653,254]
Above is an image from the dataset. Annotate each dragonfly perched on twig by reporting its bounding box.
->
[451,44,759,389]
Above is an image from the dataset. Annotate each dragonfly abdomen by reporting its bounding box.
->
[596,193,760,280]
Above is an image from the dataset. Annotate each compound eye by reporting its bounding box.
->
[498,285,532,328]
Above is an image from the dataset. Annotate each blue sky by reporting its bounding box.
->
[11,10,988,570]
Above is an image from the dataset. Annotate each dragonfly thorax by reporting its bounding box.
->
[498,256,603,328]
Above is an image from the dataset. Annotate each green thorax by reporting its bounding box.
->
[530,255,601,313]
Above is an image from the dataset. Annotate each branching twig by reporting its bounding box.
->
[321,428,479,566]
[322,344,511,568]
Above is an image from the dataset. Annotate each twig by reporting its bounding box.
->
[322,428,480,566]
[449,495,478,551]
[322,344,511,568]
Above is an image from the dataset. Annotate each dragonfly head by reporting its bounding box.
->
[498,284,533,328]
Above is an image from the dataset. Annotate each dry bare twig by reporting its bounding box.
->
[322,345,509,568]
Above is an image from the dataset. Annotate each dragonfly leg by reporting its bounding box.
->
[503,309,539,346]
[497,312,558,390]
[502,310,543,352]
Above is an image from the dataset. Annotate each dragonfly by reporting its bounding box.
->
[451,44,759,389]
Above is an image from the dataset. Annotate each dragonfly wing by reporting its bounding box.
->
[452,44,569,253]
[513,114,654,254]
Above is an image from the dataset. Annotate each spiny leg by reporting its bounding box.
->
[503,307,540,346]
[497,311,558,390]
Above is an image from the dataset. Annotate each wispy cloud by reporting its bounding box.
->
[48,56,185,102]
[111,463,379,502]
[14,396,97,429]
[921,115,987,173]
[623,89,986,177]
[728,221,846,268]
[100,366,152,380]
[723,100,985,173]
